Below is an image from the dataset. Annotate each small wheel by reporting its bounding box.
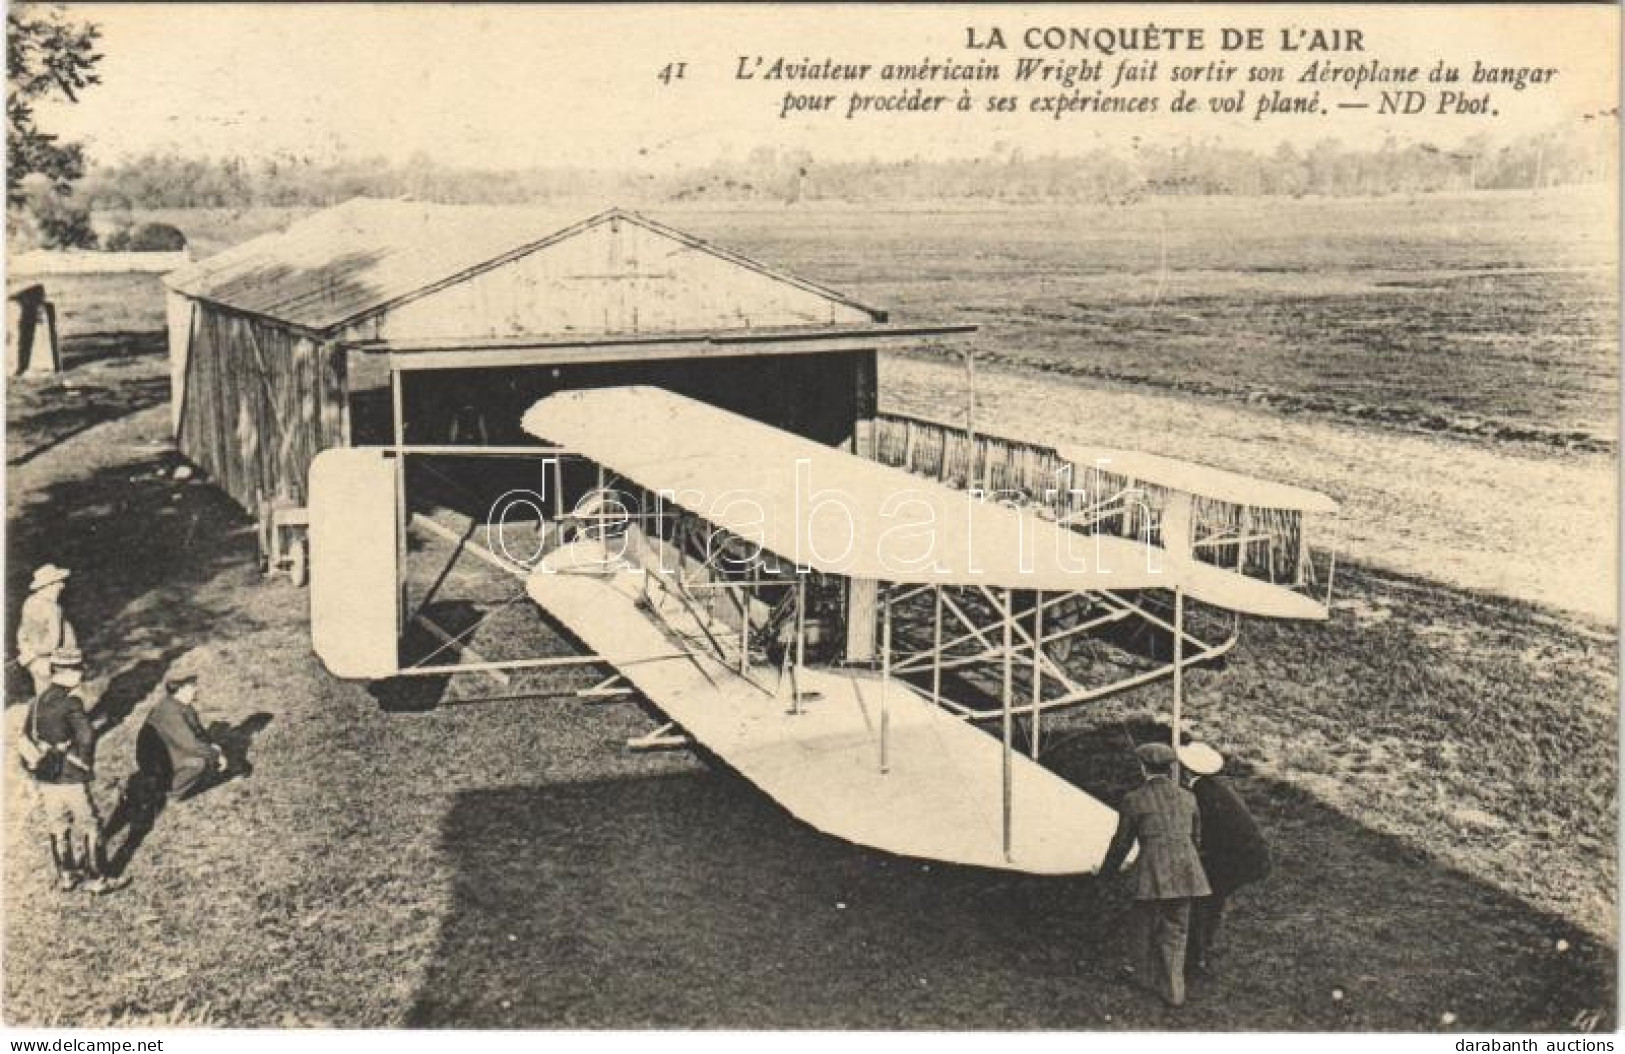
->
[254,498,273,575]
[288,536,308,588]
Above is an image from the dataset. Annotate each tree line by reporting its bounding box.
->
[76,126,1616,214]
[8,6,1616,250]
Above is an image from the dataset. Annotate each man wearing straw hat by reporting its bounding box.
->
[1178,741,1271,976]
[27,647,126,894]
[16,563,78,696]
[1099,741,1210,1008]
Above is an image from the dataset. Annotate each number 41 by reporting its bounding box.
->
[658,62,687,84]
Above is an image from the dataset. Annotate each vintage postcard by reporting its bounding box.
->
[3,2,1618,1037]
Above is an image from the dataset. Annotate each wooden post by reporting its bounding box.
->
[845,578,878,664]
[880,583,891,774]
[39,300,60,375]
[1171,586,1185,763]
[14,285,60,377]
[1292,512,1309,587]
[931,585,944,708]
[965,350,979,490]
[1238,505,1254,641]
[852,348,879,456]
[6,291,26,376]
[390,367,408,637]
[792,575,807,715]
[795,577,807,672]
[739,584,751,676]
[1001,587,1014,863]
[551,458,564,521]
[1030,590,1044,759]
[845,350,880,662]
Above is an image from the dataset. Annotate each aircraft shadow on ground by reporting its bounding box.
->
[405,755,1614,1030]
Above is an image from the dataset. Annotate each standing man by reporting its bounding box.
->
[16,564,77,696]
[27,647,125,894]
[1178,741,1271,975]
[1098,741,1210,1008]
[141,672,228,800]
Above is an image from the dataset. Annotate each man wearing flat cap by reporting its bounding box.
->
[16,564,78,696]
[1098,740,1210,1008]
[141,672,228,800]
[1178,741,1271,976]
[26,647,125,893]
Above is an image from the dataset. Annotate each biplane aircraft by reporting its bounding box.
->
[308,385,1337,875]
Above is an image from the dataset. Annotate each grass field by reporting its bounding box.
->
[3,193,1616,1029]
[122,188,1618,449]
[661,189,1619,451]
[1,357,1614,1028]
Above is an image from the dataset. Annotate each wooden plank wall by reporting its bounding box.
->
[354,217,877,344]
[178,303,347,513]
[165,291,193,436]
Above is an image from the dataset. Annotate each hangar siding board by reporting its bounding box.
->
[165,291,193,435]
[164,200,592,332]
[166,201,883,337]
[178,306,346,511]
[342,218,874,343]
[167,201,897,515]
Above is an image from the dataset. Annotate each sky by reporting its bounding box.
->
[35,3,1621,171]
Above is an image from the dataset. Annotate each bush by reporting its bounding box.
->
[24,192,98,249]
[126,221,186,251]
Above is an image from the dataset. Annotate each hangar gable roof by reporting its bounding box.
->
[164,198,883,335]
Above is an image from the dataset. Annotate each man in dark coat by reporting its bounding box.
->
[140,673,227,799]
[26,647,126,893]
[1099,741,1211,1008]
[1178,741,1271,974]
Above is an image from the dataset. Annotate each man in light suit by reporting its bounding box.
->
[1099,741,1211,1008]
[16,564,78,696]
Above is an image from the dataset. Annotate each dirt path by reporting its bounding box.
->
[883,355,1617,627]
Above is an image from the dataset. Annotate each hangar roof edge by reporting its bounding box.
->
[164,199,887,335]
